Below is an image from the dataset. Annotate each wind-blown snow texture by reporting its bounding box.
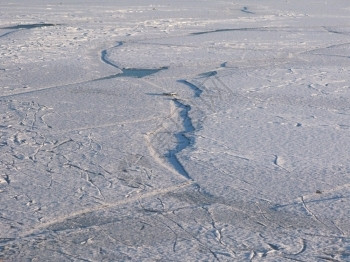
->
[0,0,350,261]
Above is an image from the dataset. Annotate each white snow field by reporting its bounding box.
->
[1,0,350,261]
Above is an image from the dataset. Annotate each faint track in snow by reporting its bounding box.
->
[300,196,340,234]
[21,180,194,237]
[0,74,125,99]
[0,80,91,99]
[50,116,162,135]
[302,41,350,58]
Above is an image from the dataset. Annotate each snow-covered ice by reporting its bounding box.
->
[0,0,350,261]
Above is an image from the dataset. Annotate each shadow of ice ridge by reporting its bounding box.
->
[94,67,169,81]
[120,67,168,78]
[164,99,195,180]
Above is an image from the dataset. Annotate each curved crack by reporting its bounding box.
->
[178,80,203,97]
[99,42,168,79]
[101,41,124,69]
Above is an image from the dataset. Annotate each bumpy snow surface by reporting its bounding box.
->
[1,1,350,261]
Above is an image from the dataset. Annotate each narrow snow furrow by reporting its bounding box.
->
[0,30,17,38]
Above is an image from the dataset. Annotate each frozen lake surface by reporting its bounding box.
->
[0,0,350,261]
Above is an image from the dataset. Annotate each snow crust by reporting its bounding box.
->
[0,0,349,261]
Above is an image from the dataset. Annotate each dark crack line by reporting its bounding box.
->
[191,27,270,35]
[101,41,123,69]
[0,30,17,38]
[0,24,58,39]
[190,26,331,36]
[323,26,350,36]
[1,23,57,30]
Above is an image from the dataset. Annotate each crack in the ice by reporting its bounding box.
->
[100,42,168,79]
[0,31,17,38]
[241,7,255,14]
[316,256,341,262]
[178,80,203,97]
[191,27,269,36]
[0,23,58,39]
[65,162,107,199]
[1,23,57,30]
[203,206,236,257]
[164,99,195,180]
[198,70,218,78]
[101,42,123,69]
[137,200,180,252]
[300,196,340,234]
[323,26,350,36]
